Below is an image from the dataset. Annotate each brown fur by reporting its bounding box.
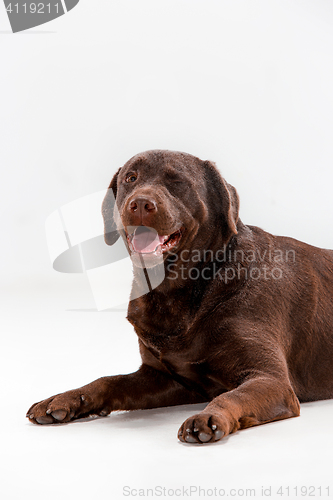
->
[27,150,333,444]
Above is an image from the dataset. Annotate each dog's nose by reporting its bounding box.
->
[127,197,157,225]
[128,197,157,215]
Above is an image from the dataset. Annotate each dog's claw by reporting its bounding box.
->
[178,431,185,442]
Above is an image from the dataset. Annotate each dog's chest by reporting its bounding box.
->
[129,311,191,352]
[127,294,195,352]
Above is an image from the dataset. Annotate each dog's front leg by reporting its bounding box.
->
[178,374,300,444]
[26,364,205,425]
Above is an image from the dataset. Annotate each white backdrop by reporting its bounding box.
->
[1,0,333,280]
[1,1,333,499]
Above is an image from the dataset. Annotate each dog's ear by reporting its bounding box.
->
[203,160,240,244]
[102,167,121,246]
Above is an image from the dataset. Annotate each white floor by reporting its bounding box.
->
[1,274,333,500]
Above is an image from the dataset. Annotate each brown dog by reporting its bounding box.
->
[26,150,333,444]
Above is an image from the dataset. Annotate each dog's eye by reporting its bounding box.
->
[125,173,137,183]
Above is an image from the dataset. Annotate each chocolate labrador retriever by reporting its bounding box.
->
[27,150,333,444]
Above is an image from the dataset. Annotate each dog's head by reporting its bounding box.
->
[102,150,239,268]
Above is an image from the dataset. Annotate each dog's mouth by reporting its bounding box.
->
[126,226,183,255]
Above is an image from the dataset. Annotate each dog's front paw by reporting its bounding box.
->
[178,412,226,444]
[26,390,96,425]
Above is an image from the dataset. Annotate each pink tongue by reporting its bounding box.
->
[131,227,164,253]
